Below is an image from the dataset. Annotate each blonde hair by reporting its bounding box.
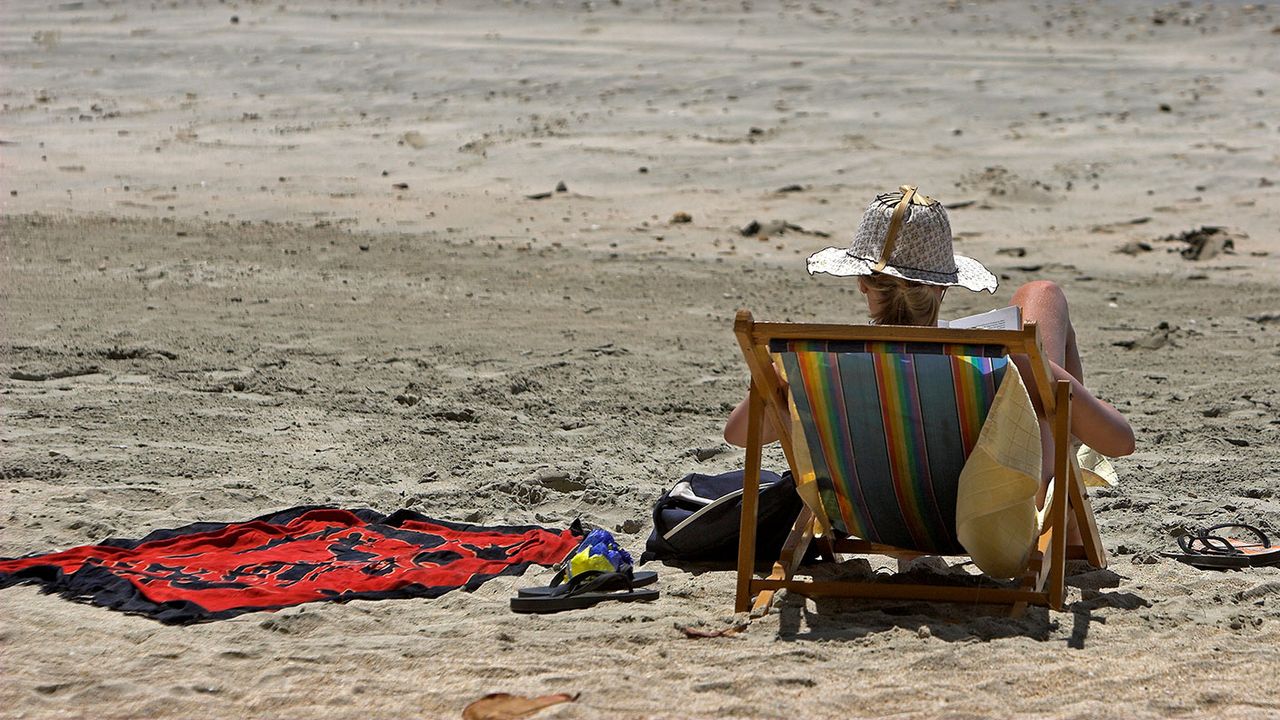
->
[862,273,942,326]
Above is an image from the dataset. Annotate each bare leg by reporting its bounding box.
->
[1013,283,1087,543]
[1011,281,1077,502]
[1011,280,1084,383]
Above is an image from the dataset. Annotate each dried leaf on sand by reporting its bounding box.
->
[461,692,578,720]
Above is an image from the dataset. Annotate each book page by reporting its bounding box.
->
[939,306,1023,331]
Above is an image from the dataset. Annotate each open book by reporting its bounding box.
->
[938,305,1022,331]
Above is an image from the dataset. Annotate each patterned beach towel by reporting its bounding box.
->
[0,506,579,624]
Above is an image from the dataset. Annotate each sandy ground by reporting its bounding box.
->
[3,1,1280,718]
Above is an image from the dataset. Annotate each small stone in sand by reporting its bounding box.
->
[535,470,586,493]
[1116,241,1153,255]
[555,180,567,192]
[689,446,725,461]
[670,211,692,224]
[618,518,644,534]
[230,15,239,24]
[392,182,409,190]
[401,131,426,149]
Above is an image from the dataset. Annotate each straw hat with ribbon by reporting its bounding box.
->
[807,185,997,293]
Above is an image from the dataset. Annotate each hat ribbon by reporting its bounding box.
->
[872,184,917,272]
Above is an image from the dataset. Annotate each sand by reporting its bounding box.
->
[2,1,1280,718]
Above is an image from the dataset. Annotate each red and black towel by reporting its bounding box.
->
[0,507,579,624]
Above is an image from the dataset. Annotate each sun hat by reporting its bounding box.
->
[807,185,998,293]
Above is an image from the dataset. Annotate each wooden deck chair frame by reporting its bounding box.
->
[732,310,1107,615]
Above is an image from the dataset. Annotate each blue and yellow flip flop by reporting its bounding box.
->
[511,529,659,613]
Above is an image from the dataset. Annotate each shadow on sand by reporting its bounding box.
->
[764,560,1149,647]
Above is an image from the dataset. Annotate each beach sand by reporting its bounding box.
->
[2,1,1280,718]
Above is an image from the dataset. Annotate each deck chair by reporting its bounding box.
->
[732,310,1107,614]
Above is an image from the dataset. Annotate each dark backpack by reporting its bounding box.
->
[642,469,802,565]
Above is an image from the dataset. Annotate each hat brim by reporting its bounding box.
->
[806,247,998,293]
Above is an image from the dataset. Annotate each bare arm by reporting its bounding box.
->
[723,367,786,448]
[1058,362,1135,457]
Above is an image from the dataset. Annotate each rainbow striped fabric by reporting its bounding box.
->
[768,340,1009,554]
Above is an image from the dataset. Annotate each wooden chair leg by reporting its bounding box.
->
[815,533,837,563]
[1011,549,1046,617]
[1067,461,1107,569]
[751,507,815,615]
[1047,380,1072,611]
[735,383,765,614]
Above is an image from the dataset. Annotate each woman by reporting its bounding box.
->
[723,185,1135,496]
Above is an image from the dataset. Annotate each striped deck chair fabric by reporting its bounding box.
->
[769,339,1009,555]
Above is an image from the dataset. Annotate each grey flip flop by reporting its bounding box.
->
[516,569,658,598]
[510,571,659,614]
